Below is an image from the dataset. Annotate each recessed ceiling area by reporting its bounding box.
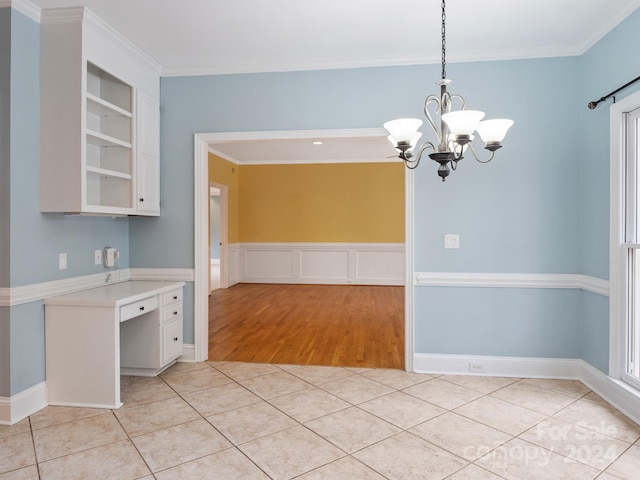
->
[209,134,400,165]
[24,0,640,76]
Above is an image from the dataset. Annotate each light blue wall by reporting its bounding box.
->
[144,55,584,354]
[576,8,640,373]
[415,288,580,358]
[0,8,11,398]
[578,8,640,281]
[0,8,10,289]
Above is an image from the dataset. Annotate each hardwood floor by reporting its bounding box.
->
[208,283,404,369]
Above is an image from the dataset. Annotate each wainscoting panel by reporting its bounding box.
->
[228,244,241,286]
[300,249,349,280]
[239,243,405,285]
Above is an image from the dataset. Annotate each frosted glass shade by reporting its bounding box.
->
[388,132,422,151]
[476,119,514,143]
[383,118,423,143]
[441,110,485,136]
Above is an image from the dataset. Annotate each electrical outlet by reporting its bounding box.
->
[59,253,67,270]
[469,362,484,373]
[444,234,460,249]
[94,250,102,265]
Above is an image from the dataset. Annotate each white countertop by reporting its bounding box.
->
[43,281,185,307]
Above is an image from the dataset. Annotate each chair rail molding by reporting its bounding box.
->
[415,272,609,296]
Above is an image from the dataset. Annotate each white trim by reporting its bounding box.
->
[8,0,39,22]
[0,271,132,306]
[194,129,411,365]
[0,268,194,306]
[609,90,640,380]
[579,360,640,425]
[194,134,211,362]
[404,167,415,372]
[178,344,196,363]
[128,268,194,282]
[40,7,161,74]
[0,382,48,426]
[413,354,640,425]
[414,353,580,379]
[238,242,404,286]
[415,272,609,296]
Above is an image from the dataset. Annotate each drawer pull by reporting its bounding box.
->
[173,337,178,341]
[173,311,178,315]
[173,295,178,300]
[139,306,144,311]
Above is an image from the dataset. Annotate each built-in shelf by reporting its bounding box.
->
[85,165,132,180]
[86,93,133,118]
[86,129,133,149]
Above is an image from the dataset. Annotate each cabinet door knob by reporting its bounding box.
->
[173,311,178,315]
[139,198,144,202]
[173,295,178,300]
[173,337,178,341]
[139,306,144,311]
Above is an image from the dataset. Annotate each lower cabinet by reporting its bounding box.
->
[121,287,183,376]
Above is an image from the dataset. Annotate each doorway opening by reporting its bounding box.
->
[208,181,228,293]
[193,129,415,371]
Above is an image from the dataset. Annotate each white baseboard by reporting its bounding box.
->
[0,382,48,426]
[239,242,404,286]
[414,354,640,425]
[414,353,581,379]
[178,344,196,362]
[579,360,640,425]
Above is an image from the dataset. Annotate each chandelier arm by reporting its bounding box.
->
[424,95,443,145]
[467,143,496,164]
[448,93,466,112]
[402,141,436,170]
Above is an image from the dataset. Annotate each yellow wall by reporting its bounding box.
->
[238,162,404,243]
[208,153,240,243]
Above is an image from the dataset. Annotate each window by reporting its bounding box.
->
[611,90,640,390]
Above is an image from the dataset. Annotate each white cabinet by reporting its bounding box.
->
[40,7,161,216]
[120,286,184,375]
[135,92,160,215]
[45,281,185,408]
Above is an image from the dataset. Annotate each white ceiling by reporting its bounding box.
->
[22,0,640,164]
[26,0,640,76]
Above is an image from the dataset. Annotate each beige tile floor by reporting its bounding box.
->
[1,362,640,479]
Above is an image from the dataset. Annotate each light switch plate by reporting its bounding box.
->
[59,253,67,270]
[444,234,460,249]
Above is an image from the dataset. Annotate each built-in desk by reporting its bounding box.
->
[45,281,185,408]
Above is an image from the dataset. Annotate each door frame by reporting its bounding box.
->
[193,129,414,371]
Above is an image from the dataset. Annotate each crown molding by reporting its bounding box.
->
[5,0,40,22]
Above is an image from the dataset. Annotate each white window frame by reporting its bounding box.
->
[610,89,640,390]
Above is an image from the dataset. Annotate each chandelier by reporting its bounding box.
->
[384,0,513,181]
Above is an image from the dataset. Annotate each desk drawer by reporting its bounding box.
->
[162,289,182,307]
[162,304,183,322]
[121,296,158,322]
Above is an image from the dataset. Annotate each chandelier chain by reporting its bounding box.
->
[441,0,446,79]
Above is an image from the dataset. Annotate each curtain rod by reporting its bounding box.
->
[588,75,640,109]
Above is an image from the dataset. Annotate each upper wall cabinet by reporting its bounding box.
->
[40,7,161,216]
